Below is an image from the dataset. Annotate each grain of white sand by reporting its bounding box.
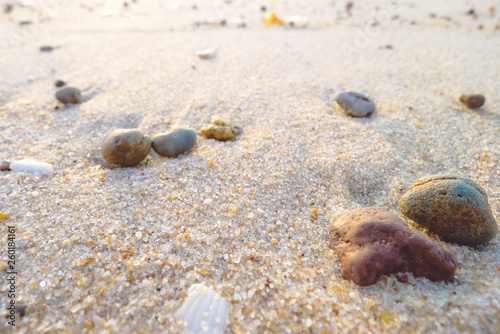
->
[0,0,499,333]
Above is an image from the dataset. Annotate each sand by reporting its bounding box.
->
[0,0,499,333]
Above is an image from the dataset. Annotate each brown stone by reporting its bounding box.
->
[459,94,485,109]
[101,129,151,167]
[329,207,457,286]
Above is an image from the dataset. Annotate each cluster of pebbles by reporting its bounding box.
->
[335,91,486,118]
[0,9,495,329]
[101,117,237,167]
[329,175,497,287]
[5,86,495,295]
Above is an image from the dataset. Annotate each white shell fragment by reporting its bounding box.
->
[285,15,309,27]
[196,48,217,59]
[10,159,53,176]
[176,284,229,334]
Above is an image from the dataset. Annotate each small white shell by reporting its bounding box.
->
[176,284,229,334]
[195,49,217,59]
[285,15,309,27]
[10,159,53,176]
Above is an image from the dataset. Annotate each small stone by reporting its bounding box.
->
[16,305,26,318]
[40,45,54,52]
[200,116,238,141]
[101,129,152,167]
[195,48,216,59]
[55,87,82,104]
[10,159,53,175]
[152,128,197,157]
[399,175,498,245]
[0,161,11,171]
[54,80,66,87]
[335,92,376,117]
[459,94,485,109]
[329,207,457,286]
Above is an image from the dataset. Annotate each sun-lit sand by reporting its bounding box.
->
[1,0,499,332]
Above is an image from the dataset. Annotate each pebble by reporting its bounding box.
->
[399,174,498,246]
[55,87,82,104]
[329,207,457,286]
[459,94,485,109]
[195,48,217,59]
[152,128,197,157]
[200,116,238,141]
[54,80,66,87]
[335,91,376,117]
[10,159,53,176]
[0,161,11,171]
[101,129,152,167]
[40,45,54,52]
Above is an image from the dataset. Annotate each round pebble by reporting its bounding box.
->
[459,94,485,109]
[55,87,82,104]
[200,116,238,141]
[399,174,498,246]
[54,80,66,87]
[152,128,197,157]
[335,91,376,117]
[0,161,11,171]
[101,129,152,167]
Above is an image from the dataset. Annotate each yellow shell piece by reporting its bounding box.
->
[263,12,284,25]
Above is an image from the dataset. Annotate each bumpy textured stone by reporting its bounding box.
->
[55,87,82,104]
[335,91,376,117]
[200,116,238,141]
[399,175,498,246]
[101,129,151,167]
[459,94,485,109]
[329,207,457,286]
[152,128,197,157]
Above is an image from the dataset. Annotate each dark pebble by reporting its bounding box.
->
[54,80,66,87]
[459,94,485,109]
[40,46,54,52]
[0,161,11,171]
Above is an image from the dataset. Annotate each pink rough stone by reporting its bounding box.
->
[329,207,458,286]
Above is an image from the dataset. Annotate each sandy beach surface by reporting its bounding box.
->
[1,0,499,333]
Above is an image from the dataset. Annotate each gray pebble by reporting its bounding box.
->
[152,128,197,157]
[399,174,498,246]
[335,91,376,117]
[55,87,82,104]
[101,129,151,167]
[40,45,54,52]
[0,161,11,171]
[54,80,66,87]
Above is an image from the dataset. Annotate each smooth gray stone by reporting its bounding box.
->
[55,87,82,104]
[152,128,197,157]
[335,91,376,117]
